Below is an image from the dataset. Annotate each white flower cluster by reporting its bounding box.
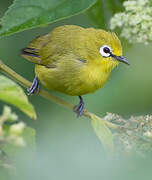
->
[9,122,26,147]
[110,0,152,44]
[0,106,26,147]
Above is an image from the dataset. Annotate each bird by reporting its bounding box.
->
[21,25,130,117]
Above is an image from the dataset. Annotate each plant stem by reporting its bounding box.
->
[0,60,118,129]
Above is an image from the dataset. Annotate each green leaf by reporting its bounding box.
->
[91,113,114,153]
[0,75,36,119]
[87,0,124,29]
[0,0,97,38]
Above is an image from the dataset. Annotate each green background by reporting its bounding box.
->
[1,0,152,179]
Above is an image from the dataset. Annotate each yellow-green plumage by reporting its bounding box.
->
[21,25,122,96]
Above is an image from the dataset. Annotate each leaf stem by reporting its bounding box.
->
[0,60,118,129]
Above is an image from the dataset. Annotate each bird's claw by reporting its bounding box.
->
[73,96,85,117]
[28,77,40,95]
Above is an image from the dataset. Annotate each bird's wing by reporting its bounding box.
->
[21,25,90,67]
[20,33,52,66]
[20,33,73,67]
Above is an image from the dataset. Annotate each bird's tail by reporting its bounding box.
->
[20,34,50,64]
[21,47,42,64]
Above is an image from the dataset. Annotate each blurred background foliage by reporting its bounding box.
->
[1,0,152,179]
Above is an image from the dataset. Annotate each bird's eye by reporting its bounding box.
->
[99,45,112,58]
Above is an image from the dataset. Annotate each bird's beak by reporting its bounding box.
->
[110,53,130,65]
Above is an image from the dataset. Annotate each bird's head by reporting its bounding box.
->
[96,30,130,67]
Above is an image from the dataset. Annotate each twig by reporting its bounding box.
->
[0,60,118,129]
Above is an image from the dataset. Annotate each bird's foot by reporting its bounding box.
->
[28,77,40,95]
[73,96,85,117]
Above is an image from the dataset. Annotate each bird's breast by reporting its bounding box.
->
[35,59,115,96]
[80,62,112,94]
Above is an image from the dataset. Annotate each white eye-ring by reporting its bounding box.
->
[99,45,112,58]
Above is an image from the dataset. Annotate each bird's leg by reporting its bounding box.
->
[73,96,85,117]
[27,77,40,95]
